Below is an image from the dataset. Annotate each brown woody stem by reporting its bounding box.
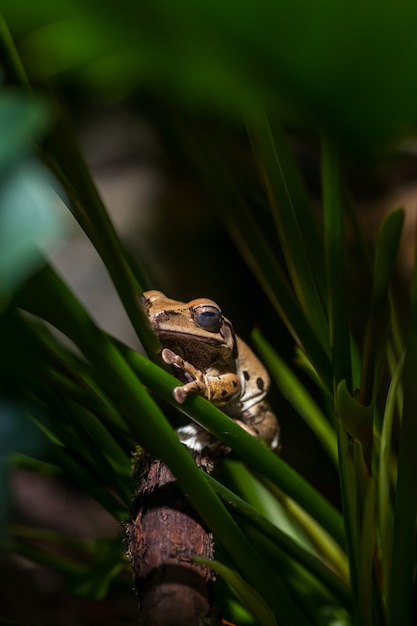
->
[127,450,222,626]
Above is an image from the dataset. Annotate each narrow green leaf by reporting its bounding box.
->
[62,402,133,504]
[205,473,351,609]
[23,363,133,492]
[321,137,351,390]
[335,420,360,625]
[28,318,133,438]
[359,209,404,406]
[249,109,329,354]
[355,447,375,626]
[226,202,333,391]
[337,381,373,466]
[379,353,404,608]
[389,238,417,626]
[196,557,278,626]
[8,327,132,507]
[222,460,313,548]
[0,14,32,90]
[253,328,338,466]
[275,492,349,586]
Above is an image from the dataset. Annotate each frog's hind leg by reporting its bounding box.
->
[234,401,280,451]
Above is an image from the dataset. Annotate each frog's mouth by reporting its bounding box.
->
[155,328,228,348]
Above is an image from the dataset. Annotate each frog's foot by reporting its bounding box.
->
[234,418,279,450]
[172,380,207,403]
[162,348,208,403]
[233,419,260,439]
[234,401,280,451]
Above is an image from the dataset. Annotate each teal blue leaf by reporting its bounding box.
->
[0,92,48,170]
[0,159,66,302]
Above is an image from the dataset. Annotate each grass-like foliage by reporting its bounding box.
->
[1,3,417,625]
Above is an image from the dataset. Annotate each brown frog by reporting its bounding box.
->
[141,290,280,452]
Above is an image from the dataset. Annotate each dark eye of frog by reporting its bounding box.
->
[192,304,222,332]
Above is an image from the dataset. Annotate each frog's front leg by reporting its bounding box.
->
[162,348,207,403]
[162,348,241,405]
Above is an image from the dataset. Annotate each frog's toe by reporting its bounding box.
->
[161,348,178,364]
[172,385,188,403]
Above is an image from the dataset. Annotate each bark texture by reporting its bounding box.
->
[127,451,221,626]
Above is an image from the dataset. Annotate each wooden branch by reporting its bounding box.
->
[127,451,222,626]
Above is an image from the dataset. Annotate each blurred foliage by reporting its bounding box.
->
[1,2,417,626]
[3,0,417,154]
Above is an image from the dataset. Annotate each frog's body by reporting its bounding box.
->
[141,290,280,452]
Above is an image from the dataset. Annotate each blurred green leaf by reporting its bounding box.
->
[4,1,417,152]
[67,537,125,599]
[0,159,66,302]
[0,402,46,536]
[9,526,129,599]
[0,90,64,303]
[0,92,48,169]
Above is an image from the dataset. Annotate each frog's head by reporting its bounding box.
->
[141,290,237,358]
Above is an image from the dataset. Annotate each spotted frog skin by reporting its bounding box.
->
[141,290,280,452]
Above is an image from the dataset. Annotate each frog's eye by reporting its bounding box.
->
[192,304,222,332]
